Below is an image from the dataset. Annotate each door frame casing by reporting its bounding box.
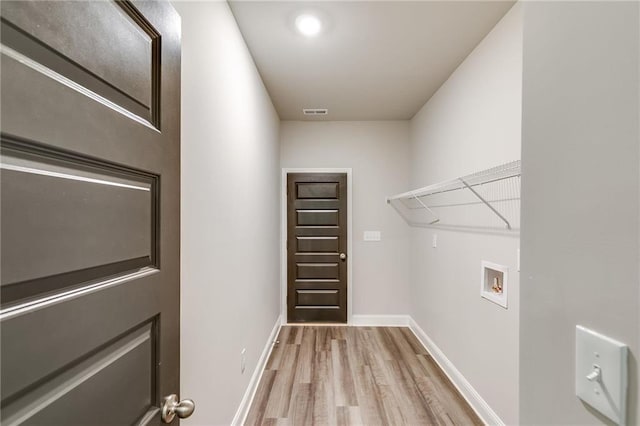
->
[280,168,353,325]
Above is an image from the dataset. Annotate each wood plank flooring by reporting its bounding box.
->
[245,326,482,426]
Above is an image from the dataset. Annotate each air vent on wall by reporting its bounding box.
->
[303,108,328,116]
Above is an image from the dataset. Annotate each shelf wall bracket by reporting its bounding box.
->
[460,179,511,230]
[412,192,440,225]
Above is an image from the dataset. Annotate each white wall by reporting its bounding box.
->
[520,2,639,424]
[173,2,281,424]
[408,4,522,424]
[280,121,411,317]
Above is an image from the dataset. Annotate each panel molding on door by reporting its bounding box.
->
[0,134,159,307]
[0,0,161,128]
[1,318,159,425]
[287,173,348,323]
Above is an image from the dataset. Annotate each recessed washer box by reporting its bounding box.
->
[480,261,508,308]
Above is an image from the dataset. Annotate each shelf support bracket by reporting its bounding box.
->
[460,179,511,230]
[412,192,440,225]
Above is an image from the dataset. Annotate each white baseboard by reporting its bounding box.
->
[231,315,282,426]
[408,317,504,426]
[350,314,410,327]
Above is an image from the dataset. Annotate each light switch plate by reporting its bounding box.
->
[575,325,628,425]
[363,231,381,241]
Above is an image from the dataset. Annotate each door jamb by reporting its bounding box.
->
[280,168,353,325]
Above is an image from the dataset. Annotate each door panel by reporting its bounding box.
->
[287,173,347,323]
[2,322,156,425]
[296,182,339,199]
[296,290,340,306]
[0,1,181,424]
[296,237,339,253]
[1,1,160,126]
[1,140,156,303]
[2,168,151,284]
[296,263,340,280]
[296,209,339,226]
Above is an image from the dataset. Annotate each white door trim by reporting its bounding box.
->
[281,168,353,325]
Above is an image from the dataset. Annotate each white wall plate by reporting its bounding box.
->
[575,325,628,425]
[363,231,381,241]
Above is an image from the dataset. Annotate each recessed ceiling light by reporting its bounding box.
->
[295,14,322,37]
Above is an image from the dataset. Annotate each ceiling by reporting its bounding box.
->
[229,1,515,121]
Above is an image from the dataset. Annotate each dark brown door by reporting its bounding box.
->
[287,173,348,323]
[0,1,183,424]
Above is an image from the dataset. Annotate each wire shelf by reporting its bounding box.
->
[387,160,521,231]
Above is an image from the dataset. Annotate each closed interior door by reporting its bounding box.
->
[287,173,348,323]
[0,1,182,424]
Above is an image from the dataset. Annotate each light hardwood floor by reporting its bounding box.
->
[245,326,482,425]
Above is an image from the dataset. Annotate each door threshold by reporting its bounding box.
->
[286,322,348,327]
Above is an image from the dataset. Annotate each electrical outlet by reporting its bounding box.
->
[241,348,246,374]
[432,234,437,248]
